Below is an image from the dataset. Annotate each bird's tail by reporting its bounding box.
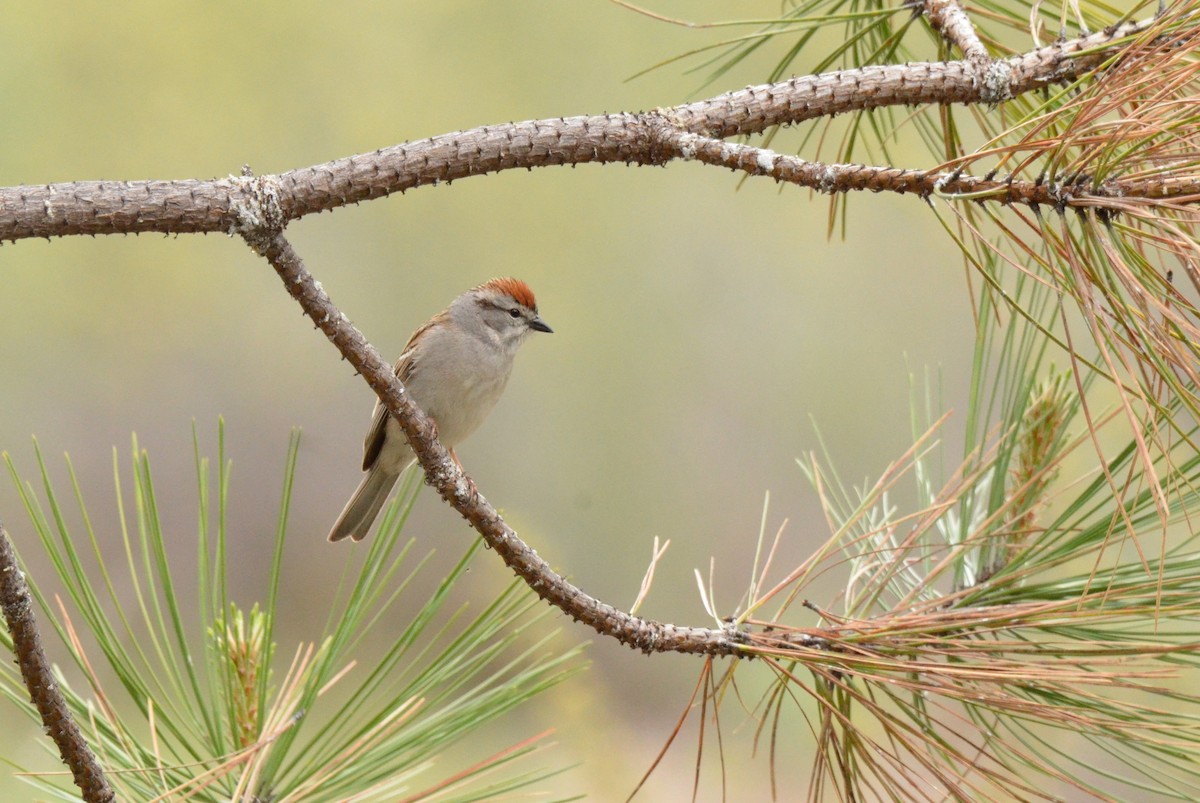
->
[327,464,400,542]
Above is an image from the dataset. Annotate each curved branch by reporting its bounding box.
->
[0,15,1167,242]
[240,224,747,656]
[0,525,115,803]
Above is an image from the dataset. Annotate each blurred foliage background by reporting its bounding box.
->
[0,1,971,799]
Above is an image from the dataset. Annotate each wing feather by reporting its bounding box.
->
[361,311,446,470]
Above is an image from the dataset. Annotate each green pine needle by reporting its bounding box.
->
[0,424,584,801]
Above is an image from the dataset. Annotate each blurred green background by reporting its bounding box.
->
[0,2,972,799]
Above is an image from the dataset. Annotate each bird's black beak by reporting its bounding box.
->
[530,316,553,333]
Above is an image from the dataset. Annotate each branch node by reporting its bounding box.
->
[675,131,700,161]
[818,164,839,194]
[979,59,1015,104]
[227,173,285,247]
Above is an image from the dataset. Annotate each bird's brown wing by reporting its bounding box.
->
[361,400,390,471]
[360,312,445,470]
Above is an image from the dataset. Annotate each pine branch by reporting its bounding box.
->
[241,224,748,656]
[0,14,1170,243]
[921,0,989,63]
[669,131,1198,207]
[0,524,114,803]
[4,3,1199,797]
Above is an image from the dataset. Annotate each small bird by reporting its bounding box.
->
[328,277,552,542]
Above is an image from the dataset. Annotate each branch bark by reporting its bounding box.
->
[0,525,115,803]
[2,6,1196,796]
[0,15,1167,244]
[922,0,990,64]
[240,224,747,655]
[0,7,1183,663]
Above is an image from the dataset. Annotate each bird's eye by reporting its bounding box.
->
[508,308,521,318]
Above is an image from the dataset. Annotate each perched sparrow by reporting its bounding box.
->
[328,277,552,542]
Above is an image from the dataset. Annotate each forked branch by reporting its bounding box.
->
[0,13,1174,244]
[2,4,1190,661]
[2,3,1199,798]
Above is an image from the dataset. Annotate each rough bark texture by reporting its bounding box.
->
[246,228,749,656]
[0,526,115,802]
[0,6,1190,797]
[0,17,1160,243]
[923,0,990,63]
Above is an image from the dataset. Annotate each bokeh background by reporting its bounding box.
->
[0,2,972,799]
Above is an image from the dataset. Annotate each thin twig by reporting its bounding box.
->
[665,130,1188,206]
[0,524,115,802]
